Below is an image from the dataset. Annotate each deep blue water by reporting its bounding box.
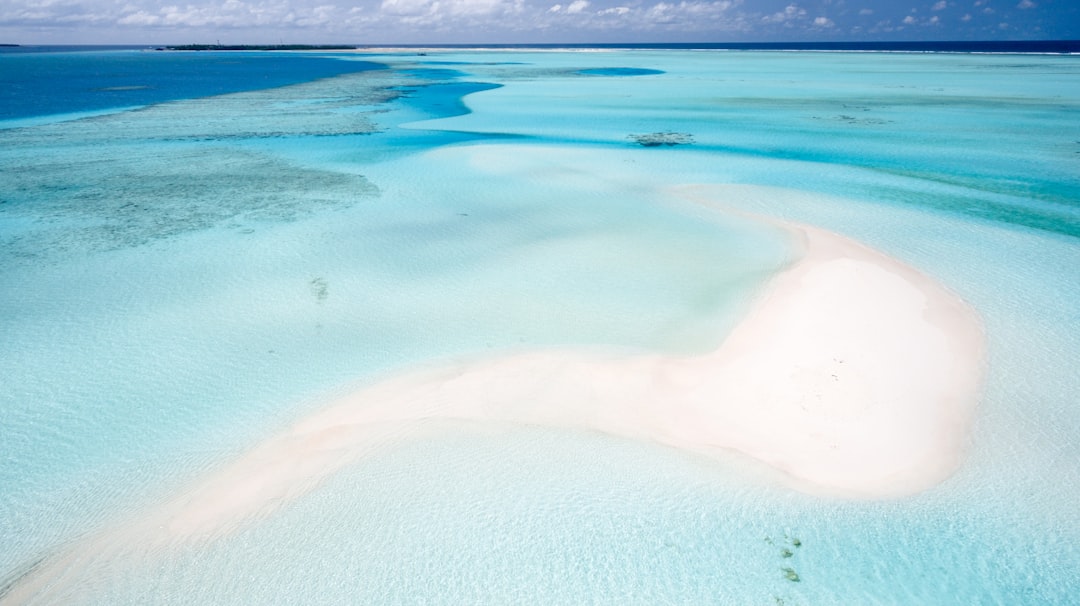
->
[0,50,383,121]
[366,40,1080,53]
[394,80,503,120]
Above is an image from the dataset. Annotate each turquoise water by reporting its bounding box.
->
[1,50,1078,604]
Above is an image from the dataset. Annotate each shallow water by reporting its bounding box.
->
[1,49,1078,604]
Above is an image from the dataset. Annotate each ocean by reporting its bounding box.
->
[1,46,1078,604]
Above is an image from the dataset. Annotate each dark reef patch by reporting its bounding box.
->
[0,147,378,257]
[629,131,694,147]
[576,68,665,77]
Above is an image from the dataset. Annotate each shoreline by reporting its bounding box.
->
[154,189,983,525]
[2,187,985,601]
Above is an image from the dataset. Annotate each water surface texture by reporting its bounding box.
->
[1,49,1078,604]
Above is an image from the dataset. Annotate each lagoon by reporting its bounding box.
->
[1,47,1078,604]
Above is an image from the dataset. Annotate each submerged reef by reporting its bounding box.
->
[0,71,398,145]
[0,70,407,259]
[0,147,378,256]
[629,132,694,147]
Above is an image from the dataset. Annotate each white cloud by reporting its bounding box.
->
[378,0,518,23]
[116,9,159,25]
[135,2,304,28]
[762,3,805,23]
[1,0,1054,45]
[460,0,739,31]
[561,0,739,31]
[679,0,735,16]
[295,4,337,26]
[642,0,737,22]
[380,0,431,16]
[646,3,670,16]
[452,0,518,16]
[565,0,588,13]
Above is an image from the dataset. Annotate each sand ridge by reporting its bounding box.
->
[155,186,985,537]
[1,185,986,603]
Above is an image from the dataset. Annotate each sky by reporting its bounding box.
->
[0,0,1077,45]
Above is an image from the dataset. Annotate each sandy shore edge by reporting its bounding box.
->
[2,187,985,603]
[125,188,987,533]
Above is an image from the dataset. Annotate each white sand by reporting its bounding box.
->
[155,188,984,537]
[3,186,985,602]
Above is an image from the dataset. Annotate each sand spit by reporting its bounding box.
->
[3,189,984,603]
[159,192,981,518]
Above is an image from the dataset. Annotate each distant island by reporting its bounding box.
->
[165,44,356,51]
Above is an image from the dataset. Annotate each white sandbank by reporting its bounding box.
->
[154,186,984,536]
[2,186,984,602]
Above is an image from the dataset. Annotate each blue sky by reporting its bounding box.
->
[1,0,1076,45]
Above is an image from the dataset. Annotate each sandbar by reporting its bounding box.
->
[152,185,986,536]
[2,185,985,603]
